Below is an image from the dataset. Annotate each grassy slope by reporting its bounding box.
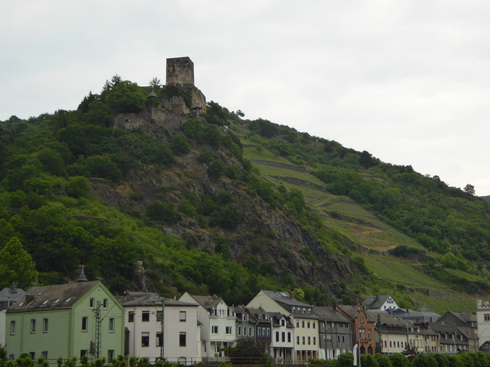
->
[241,139,477,313]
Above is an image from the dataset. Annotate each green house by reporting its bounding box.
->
[5,280,124,364]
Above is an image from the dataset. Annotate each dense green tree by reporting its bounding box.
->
[146,201,181,223]
[227,337,268,364]
[411,354,437,367]
[387,354,409,367]
[65,176,91,198]
[0,237,38,288]
[375,354,392,367]
[105,81,147,114]
[361,354,379,367]
[335,353,354,367]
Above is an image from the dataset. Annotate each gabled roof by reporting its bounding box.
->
[392,308,440,323]
[118,292,196,308]
[362,295,394,309]
[263,290,311,309]
[0,285,26,310]
[188,294,224,310]
[312,306,350,323]
[7,281,101,313]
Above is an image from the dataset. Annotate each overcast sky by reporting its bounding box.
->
[1,0,489,195]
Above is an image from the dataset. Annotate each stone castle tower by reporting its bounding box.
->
[166,57,195,86]
[114,56,206,130]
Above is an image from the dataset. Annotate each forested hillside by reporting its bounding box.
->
[1,77,489,312]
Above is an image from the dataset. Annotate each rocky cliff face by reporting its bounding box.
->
[90,114,358,299]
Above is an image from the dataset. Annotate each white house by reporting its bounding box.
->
[179,293,235,360]
[119,292,201,364]
[247,290,319,362]
[269,312,294,362]
[362,296,399,311]
[477,299,490,351]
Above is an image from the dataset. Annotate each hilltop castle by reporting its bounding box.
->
[114,57,206,129]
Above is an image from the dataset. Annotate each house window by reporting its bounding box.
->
[29,352,35,359]
[142,311,150,322]
[179,332,187,347]
[308,336,311,345]
[226,326,232,334]
[141,332,150,347]
[257,328,261,337]
[238,326,242,336]
[282,332,286,342]
[108,350,114,363]
[485,313,490,321]
[80,350,88,358]
[10,321,15,335]
[30,319,36,333]
[156,332,163,347]
[281,319,285,326]
[313,322,316,329]
[109,318,115,332]
[43,318,48,333]
[276,332,280,342]
[89,298,95,308]
[302,321,305,328]
[103,298,108,309]
[156,311,163,322]
[288,332,291,343]
[41,351,48,360]
[128,311,134,322]
[307,322,310,328]
[302,336,305,345]
[82,317,88,331]
[180,311,186,322]
[212,326,218,334]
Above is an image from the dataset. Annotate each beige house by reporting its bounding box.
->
[247,290,319,362]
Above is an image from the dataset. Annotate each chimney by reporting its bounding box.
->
[10,282,17,294]
[77,266,88,282]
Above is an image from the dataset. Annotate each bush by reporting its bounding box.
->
[146,201,181,223]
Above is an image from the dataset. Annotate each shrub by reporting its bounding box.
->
[146,201,181,223]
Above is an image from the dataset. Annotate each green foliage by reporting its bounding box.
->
[0,237,38,289]
[411,354,437,367]
[66,176,91,198]
[170,134,191,155]
[105,81,147,114]
[361,354,379,367]
[83,156,122,182]
[375,354,392,367]
[146,201,181,223]
[335,353,354,367]
[388,354,409,367]
[227,337,268,363]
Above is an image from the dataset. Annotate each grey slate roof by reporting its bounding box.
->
[392,308,440,323]
[118,292,197,307]
[7,281,100,313]
[312,306,350,323]
[264,290,311,309]
[362,295,392,309]
[0,284,26,310]
[188,294,223,310]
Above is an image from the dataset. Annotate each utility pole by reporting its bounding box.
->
[94,301,102,358]
[160,298,165,360]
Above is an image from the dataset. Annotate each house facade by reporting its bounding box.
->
[338,305,376,355]
[362,296,399,311]
[118,292,200,364]
[5,281,124,364]
[477,299,490,351]
[180,293,235,360]
[313,306,352,360]
[247,290,319,362]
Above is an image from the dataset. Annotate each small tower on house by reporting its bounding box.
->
[166,57,195,86]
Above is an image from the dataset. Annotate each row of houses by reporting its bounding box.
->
[1,279,490,365]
